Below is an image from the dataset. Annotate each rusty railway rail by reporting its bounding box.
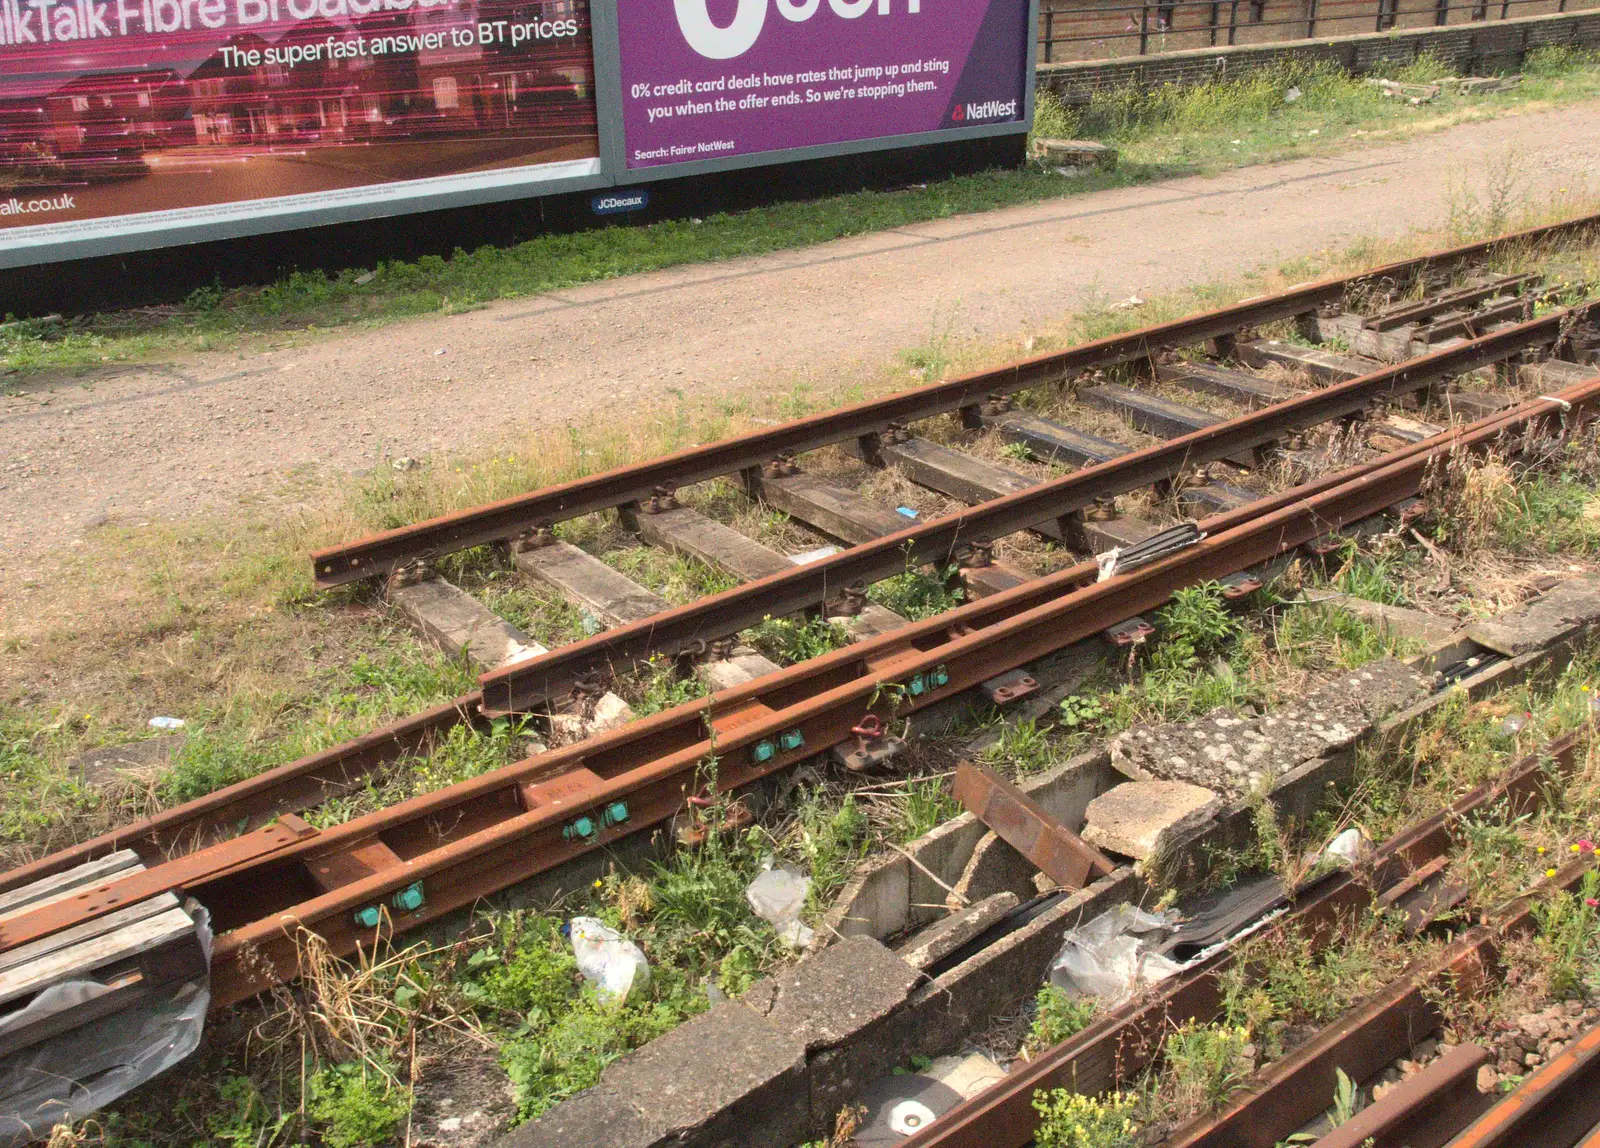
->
[1,379,1593,1010]
[476,301,1599,714]
[10,264,1592,902]
[310,212,1600,589]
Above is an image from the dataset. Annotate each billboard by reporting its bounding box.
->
[0,0,602,258]
[0,0,1031,265]
[614,0,1030,170]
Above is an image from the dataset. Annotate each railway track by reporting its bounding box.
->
[3,216,1600,1015]
[900,732,1600,1148]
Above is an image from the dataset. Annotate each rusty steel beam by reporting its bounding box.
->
[898,736,1588,1148]
[1312,1043,1493,1148]
[310,214,1600,588]
[952,762,1116,889]
[176,386,1598,1007]
[1163,928,1500,1148]
[1447,1019,1600,1148]
[0,817,318,951]
[0,693,486,898]
[478,303,1599,714]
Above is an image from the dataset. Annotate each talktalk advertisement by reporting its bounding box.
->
[0,0,601,249]
[615,0,1029,169]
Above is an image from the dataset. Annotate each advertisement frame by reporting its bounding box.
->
[0,0,1036,270]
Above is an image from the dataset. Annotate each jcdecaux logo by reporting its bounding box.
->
[673,0,920,60]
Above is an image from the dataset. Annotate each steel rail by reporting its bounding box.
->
[3,354,1587,922]
[478,301,1600,714]
[1447,1019,1600,1148]
[310,212,1600,588]
[13,304,1585,901]
[897,735,1588,1148]
[153,384,1597,1006]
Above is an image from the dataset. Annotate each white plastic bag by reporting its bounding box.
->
[746,866,815,949]
[1320,827,1370,869]
[1049,903,1182,1006]
[569,917,651,1003]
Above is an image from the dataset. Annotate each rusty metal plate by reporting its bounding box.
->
[952,762,1114,890]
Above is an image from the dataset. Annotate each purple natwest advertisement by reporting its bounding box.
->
[616,0,1029,169]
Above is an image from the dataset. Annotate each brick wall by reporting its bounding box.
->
[1037,9,1600,100]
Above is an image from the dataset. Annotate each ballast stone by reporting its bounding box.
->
[1107,658,1429,798]
[1082,779,1224,860]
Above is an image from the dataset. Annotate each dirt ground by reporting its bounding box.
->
[2,102,1599,617]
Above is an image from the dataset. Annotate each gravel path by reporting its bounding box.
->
[2,102,1598,614]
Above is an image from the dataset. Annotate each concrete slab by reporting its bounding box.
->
[697,648,782,691]
[746,935,922,1052]
[1307,596,1458,646]
[896,893,1020,971]
[599,1000,808,1147]
[497,1081,667,1148]
[951,831,1036,906]
[1082,779,1225,861]
[1108,658,1429,798]
[1466,575,1600,657]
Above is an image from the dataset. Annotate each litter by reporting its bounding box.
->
[1320,827,1370,868]
[569,917,651,1003]
[1048,903,1182,1005]
[1284,85,1302,102]
[147,716,185,730]
[746,866,815,949]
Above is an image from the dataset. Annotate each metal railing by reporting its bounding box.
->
[1038,0,1590,62]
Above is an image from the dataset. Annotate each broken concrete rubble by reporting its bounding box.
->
[1082,779,1225,861]
[1108,658,1430,798]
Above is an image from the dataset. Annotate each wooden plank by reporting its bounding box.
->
[756,471,909,545]
[1081,384,1223,438]
[387,575,546,670]
[512,540,668,626]
[634,505,793,581]
[1519,360,1600,388]
[961,563,1032,599]
[0,905,196,1007]
[698,650,784,690]
[0,971,153,1061]
[1159,361,1299,409]
[878,437,1037,504]
[1239,339,1375,382]
[1366,274,1538,330]
[0,893,180,977]
[1418,296,1529,343]
[1440,390,1509,418]
[876,437,1071,543]
[0,851,141,920]
[1178,481,1254,514]
[986,411,1127,467]
[1070,513,1161,555]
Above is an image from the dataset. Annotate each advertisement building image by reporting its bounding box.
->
[0,0,1031,264]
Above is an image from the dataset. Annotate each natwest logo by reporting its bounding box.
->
[673,0,920,60]
[958,98,1018,122]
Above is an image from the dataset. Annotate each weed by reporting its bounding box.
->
[896,775,962,842]
[980,719,1062,774]
[1531,870,1600,999]
[869,565,965,620]
[1058,694,1107,731]
[749,615,851,664]
[306,1061,412,1148]
[1030,86,1081,146]
[1157,583,1241,662]
[1028,986,1099,1054]
[1000,440,1036,462]
[628,658,711,717]
[209,1076,293,1147]
[1162,1021,1253,1116]
[1032,1088,1141,1148]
